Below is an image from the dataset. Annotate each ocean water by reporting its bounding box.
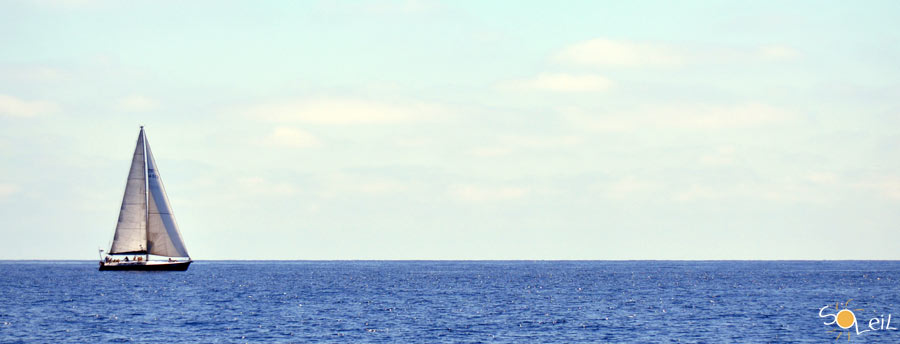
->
[1,261,899,343]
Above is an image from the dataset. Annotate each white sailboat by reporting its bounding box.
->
[99,126,192,271]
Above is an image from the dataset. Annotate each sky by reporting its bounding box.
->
[1,0,899,260]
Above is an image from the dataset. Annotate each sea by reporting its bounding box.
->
[1,261,899,343]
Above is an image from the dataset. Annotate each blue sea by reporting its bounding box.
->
[1,261,899,343]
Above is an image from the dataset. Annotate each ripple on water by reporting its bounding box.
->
[1,261,900,343]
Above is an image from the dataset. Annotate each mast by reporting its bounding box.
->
[142,126,149,262]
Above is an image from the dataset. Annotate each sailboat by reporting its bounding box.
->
[99,126,192,271]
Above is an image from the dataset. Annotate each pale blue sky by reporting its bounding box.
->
[2,0,899,259]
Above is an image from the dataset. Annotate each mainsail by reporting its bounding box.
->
[109,130,148,254]
[108,127,189,258]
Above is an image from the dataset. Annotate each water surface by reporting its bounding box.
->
[1,261,898,342]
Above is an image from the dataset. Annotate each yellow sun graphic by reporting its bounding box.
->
[837,309,856,329]
[828,299,865,342]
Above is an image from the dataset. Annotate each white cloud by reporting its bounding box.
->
[116,95,157,112]
[238,177,297,196]
[855,178,900,200]
[471,135,582,157]
[758,45,801,61]
[699,146,737,166]
[593,176,839,203]
[449,184,529,202]
[28,67,65,81]
[0,94,58,117]
[471,146,514,158]
[653,103,794,129]
[595,176,659,199]
[555,38,801,68]
[0,183,19,198]
[319,0,442,15]
[555,38,683,67]
[501,135,581,148]
[671,184,721,202]
[668,178,843,204]
[31,0,110,9]
[564,103,794,132]
[320,173,410,197]
[499,73,613,92]
[392,136,432,148]
[246,98,447,124]
[260,127,321,148]
[364,0,442,14]
[1,66,68,82]
[356,181,407,194]
[806,172,838,185]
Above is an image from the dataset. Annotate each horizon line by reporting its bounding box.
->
[3,259,899,262]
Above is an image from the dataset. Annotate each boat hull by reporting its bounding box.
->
[99,261,191,271]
